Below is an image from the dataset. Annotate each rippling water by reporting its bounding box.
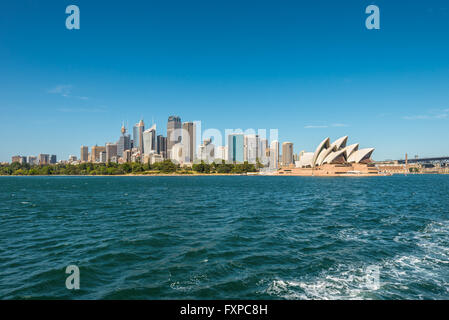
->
[1,175,449,299]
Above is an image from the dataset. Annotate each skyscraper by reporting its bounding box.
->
[91,145,106,163]
[157,135,167,159]
[171,143,184,164]
[167,116,181,159]
[259,138,269,166]
[11,156,24,164]
[282,142,294,166]
[215,146,228,162]
[106,143,118,162]
[99,151,107,163]
[182,122,196,163]
[38,154,50,165]
[143,124,157,155]
[228,133,244,163]
[270,140,280,169]
[28,156,38,165]
[133,119,145,154]
[123,150,132,163]
[117,124,131,157]
[80,146,89,162]
[198,138,215,163]
[50,155,57,164]
[244,134,259,164]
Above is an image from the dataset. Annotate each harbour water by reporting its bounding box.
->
[0,175,448,299]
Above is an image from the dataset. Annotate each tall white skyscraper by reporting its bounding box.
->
[244,134,259,164]
[270,140,280,169]
[215,146,228,162]
[171,143,184,164]
[198,138,215,163]
[259,138,269,166]
[143,124,157,155]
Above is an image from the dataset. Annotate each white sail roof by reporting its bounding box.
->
[347,148,374,163]
[295,152,314,168]
[342,143,359,158]
[323,149,347,164]
[330,136,348,150]
[312,137,330,167]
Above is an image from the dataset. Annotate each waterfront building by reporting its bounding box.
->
[171,143,184,164]
[117,125,131,157]
[151,153,164,164]
[50,155,57,164]
[277,136,378,176]
[259,138,269,166]
[28,156,38,165]
[157,135,167,159]
[167,116,182,159]
[106,143,118,162]
[99,151,107,163]
[143,154,151,164]
[228,133,244,163]
[198,138,215,163]
[143,124,157,155]
[133,119,145,154]
[244,134,259,164]
[130,147,143,163]
[80,146,89,162]
[282,142,294,166]
[296,152,314,168]
[182,122,196,163]
[11,156,23,164]
[296,136,369,168]
[38,154,50,165]
[122,150,132,163]
[91,145,106,163]
[269,140,280,169]
[68,155,77,163]
[215,146,228,162]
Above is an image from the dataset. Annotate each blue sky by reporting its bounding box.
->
[1,0,448,162]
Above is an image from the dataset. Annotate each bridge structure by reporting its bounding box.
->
[397,156,449,165]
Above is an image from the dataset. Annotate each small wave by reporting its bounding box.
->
[170,273,208,292]
[266,263,381,300]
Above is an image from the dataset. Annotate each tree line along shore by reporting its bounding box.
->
[0,160,260,176]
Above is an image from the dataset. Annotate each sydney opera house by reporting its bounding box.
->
[276,136,380,176]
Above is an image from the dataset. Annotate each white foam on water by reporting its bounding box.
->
[266,220,449,299]
[373,220,449,296]
[337,228,371,243]
[169,273,208,292]
[266,263,380,300]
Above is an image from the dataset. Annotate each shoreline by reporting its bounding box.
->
[0,173,249,177]
[1,172,446,177]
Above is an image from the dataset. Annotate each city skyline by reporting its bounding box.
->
[1,1,449,162]
[6,113,447,165]
[7,114,284,167]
